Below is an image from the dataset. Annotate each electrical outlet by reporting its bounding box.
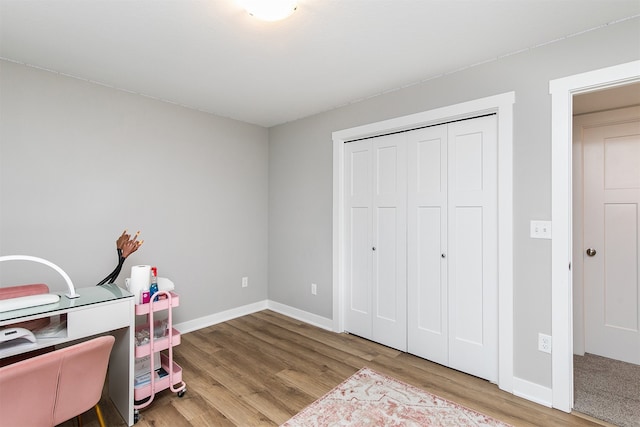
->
[242,277,248,288]
[311,283,317,295]
[538,333,552,353]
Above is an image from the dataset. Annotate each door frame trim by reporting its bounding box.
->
[332,91,515,392]
[550,60,640,412]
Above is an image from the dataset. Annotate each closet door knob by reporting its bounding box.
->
[372,247,376,251]
[441,253,446,258]
[586,248,597,257]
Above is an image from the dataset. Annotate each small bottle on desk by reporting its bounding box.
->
[149,267,159,301]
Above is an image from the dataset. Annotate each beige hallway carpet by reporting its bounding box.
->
[574,353,640,427]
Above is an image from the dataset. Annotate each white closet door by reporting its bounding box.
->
[344,139,373,340]
[344,134,407,351]
[371,134,407,351]
[408,116,497,382]
[407,124,449,364]
[346,116,496,376]
[447,116,498,382]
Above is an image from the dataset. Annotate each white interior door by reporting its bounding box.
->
[583,109,640,365]
[447,116,498,382]
[407,124,449,365]
[344,134,407,351]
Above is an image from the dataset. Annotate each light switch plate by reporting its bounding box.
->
[530,220,552,239]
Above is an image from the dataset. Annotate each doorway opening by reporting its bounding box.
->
[550,60,640,412]
[571,85,640,425]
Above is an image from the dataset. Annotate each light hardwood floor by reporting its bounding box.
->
[62,310,610,427]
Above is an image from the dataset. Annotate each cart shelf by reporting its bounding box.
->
[134,353,183,401]
[135,323,181,358]
[134,292,179,315]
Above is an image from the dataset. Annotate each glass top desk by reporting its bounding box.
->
[0,284,135,426]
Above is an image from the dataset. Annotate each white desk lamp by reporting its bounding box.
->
[0,255,79,299]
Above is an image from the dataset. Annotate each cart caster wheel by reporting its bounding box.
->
[178,389,186,398]
[134,410,140,423]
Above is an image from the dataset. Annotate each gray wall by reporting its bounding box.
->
[267,18,640,388]
[0,60,269,324]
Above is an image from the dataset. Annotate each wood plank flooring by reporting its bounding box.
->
[61,310,611,427]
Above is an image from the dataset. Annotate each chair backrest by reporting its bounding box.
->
[0,335,115,427]
[0,343,60,426]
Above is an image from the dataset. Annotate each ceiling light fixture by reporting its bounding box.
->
[237,0,297,21]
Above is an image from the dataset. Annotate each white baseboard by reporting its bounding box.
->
[266,300,334,331]
[173,300,268,333]
[513,376,552,408]
[173,299,333,334]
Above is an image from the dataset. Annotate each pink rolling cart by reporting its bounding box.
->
[133,290,186,423]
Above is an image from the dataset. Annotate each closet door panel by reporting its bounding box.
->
[447,116,498,383]
[454,131,484,191]
[417,207,444,328]
[344,141,373,339]
[372,135,407,351]
[375,207,400,320]
[349,207,371,315]
[408,125,448,364]
[452,206,484,342]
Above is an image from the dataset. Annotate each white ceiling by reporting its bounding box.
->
[1,0,639,127]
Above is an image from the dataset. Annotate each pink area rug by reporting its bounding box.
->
[281,367,512,427]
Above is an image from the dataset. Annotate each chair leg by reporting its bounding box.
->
[95,404,106,427]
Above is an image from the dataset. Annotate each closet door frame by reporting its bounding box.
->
[332,91,515,393]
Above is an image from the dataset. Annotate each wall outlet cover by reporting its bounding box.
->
[538,333,552,353]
